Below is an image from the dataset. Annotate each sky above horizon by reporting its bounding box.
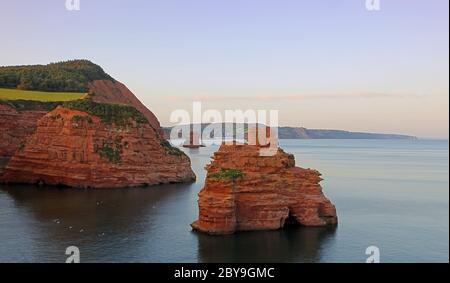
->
[0,0,448,138]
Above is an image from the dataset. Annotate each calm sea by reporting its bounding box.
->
[0,139,448,263]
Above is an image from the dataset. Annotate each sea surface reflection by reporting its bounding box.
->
[0,140,448,262]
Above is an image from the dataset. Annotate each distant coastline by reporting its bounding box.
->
[162,124,417,140]
[277,127,417,140]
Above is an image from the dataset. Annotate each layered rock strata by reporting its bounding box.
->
[191,144,337,235]
[0,60,196,188]
[0,105,47,176]
[1,106,195,188]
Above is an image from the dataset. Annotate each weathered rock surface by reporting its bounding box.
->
[191,144,337,235]
[1,106,195,188]
[0,65,197,189]
[0,105,46,175]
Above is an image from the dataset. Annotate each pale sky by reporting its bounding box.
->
[0,0,448,138]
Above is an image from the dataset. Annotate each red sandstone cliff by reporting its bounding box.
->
[88,80,161,131]
[191,144,337,235]
[1,70,196,188]
[1,106,195,188]
[0,105,47,176]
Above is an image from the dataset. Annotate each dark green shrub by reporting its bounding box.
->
[0,60,113,92]
[160,139,185,156]
[71,115,93,124]
[0,99,61,111]
[210,168,245,180]
[49,114,62,121]
[94,137,123,164]
[18,142,26,152]
[63,99,148,127]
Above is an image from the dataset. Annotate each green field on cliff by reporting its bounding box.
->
[0,88,86,102]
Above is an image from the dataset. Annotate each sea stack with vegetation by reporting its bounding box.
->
[191,128,337,235]
[0,60,195,188]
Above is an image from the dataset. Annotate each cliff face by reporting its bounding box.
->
[0,61,196,188]
[1,106,195,188]
[0,105,46,175]
[191,144,337,235]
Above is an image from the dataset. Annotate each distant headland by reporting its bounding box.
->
[163,124,417,140]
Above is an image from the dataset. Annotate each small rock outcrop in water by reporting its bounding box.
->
[183,131,205,148]
[0,60,195,188]
[191,134,337,234]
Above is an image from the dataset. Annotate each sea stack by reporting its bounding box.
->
[191,128,337,235]
[183,130,205,148]
[0,60,195,188]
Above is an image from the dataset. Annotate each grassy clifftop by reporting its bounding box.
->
[0,60,151,127]
[0,88,86,102]
[0,60,113,93]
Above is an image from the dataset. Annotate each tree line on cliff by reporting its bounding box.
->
[0,60,113,93]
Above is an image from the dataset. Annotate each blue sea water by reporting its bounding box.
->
[0,139,448,263]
